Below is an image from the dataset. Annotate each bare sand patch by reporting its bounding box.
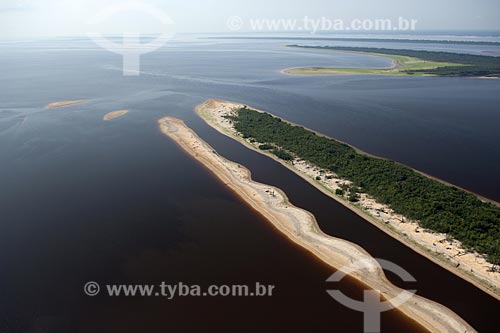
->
[47,100,88,108]
[103,110,129,121]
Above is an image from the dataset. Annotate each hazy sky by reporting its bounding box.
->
[1,0,500,38]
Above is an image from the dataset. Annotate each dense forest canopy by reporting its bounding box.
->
[229,107,500,265]
[289,45,500,77]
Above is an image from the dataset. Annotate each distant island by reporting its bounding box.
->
[285,45,500,77]
[159,114,475,333]
[103,110,129,121]
[47,100,88,108]
[205,36,500,46]
[196,99,500,300]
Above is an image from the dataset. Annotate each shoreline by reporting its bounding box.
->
[195,99,500,300]
[282,67,431,77]
[158,116,476,333]
[283,66,500,79]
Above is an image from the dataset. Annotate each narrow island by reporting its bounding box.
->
[284,46,500,77]
[207,36,500,47]
[196,100,500,300]
[103,110,129,121]
[159,115,476,333]
[47,100,88,109]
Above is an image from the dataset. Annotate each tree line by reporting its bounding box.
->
[229,108,500,265]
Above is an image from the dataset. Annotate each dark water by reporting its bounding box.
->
[1,35,499,332]
[0,101,425,333]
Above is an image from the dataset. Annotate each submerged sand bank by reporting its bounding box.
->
[196,99,500,301]
[103,110,129,121]
[47,100,88,108]
[159,116,476,333]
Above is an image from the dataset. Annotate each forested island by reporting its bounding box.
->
[286,45,500,77]
[227,107,500,266]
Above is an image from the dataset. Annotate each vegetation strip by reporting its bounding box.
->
[229,106,500,265]
[196,100,500,299]
[286,45,500,77]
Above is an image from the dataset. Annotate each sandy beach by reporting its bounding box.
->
[281,50,433,76]
[159,116,476,333]
[196,99,500,301]
[103,110,129,121]
[47,100,88,108]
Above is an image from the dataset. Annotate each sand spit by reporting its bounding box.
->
[159,116,476,333]
[47,100,88,108]
[103,110,129,121]
[196,99,500,301]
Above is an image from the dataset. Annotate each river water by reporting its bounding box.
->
[1,35,499,332]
